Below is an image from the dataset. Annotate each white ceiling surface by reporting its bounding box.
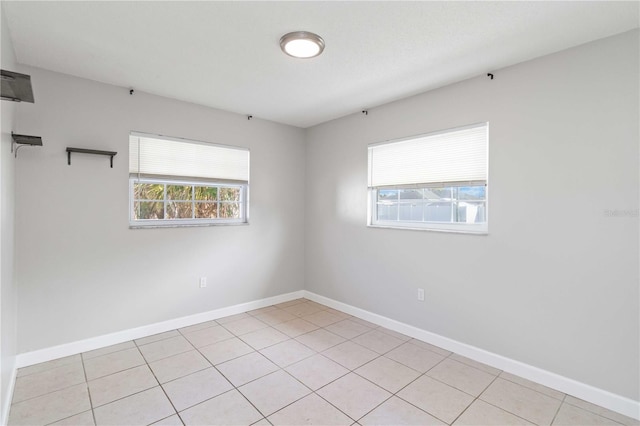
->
[3,2,638,128]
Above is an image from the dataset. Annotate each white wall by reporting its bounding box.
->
[14,67,306,352]
[0,5,19,421]
[305,30,639,401]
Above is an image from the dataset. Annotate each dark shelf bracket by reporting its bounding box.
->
[66,147,117,168]
[12,132,43,158]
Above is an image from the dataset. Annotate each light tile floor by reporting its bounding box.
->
[8,299,639,426]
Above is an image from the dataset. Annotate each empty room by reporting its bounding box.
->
[0,1,638,425]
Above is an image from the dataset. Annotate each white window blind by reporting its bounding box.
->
[129,132,249,183]
[368,123,487,188]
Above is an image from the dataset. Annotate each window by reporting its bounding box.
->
[129,132,249,227]
[368,123,488,233]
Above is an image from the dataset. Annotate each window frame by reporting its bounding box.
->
[367,123,488,234]
[129,177,248,228]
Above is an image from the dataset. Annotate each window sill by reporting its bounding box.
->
[130,222,249,229]
[367,223,488,235]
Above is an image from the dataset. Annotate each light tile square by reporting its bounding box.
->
[352,330,404,354]
[84,347,146,380]
[135,330,181,346]
[179,389,262,426]
[222,317,269,335]
[138,335,194,362]
[241,327,290,350]
[286,354,349,390]
[348,317,379,328]
[325,319,373,340]
[181,325,233,348]
[322,341,378,370]
[260,339,316,367]
[407,339,451,357]
[151,414,184,426]
[355,357,420,393]
[274,318,319,338]
[267,393,353,425]
[148,350,210,383]
[385,342,446,373]
[302,311,344,327]
[93,386,174,426]
[564,395,639,425]
[448,353,501,376]
[216,352,279,386]
[247,306,279,316]
[8,383,91,426]
[296,328,346,352]
[397,375,474,424]
[17,355,81,378]
[178,320,218,334]
[82,341,136,360]
[427,358,496,396]
[12,362,86,403]
[376,327,412,342]
[255,309,297,326]
[199,337,255,365]
[162,367,233,411]
[275,299,306,309]
[552,403,621,425]
[453,399,534,425]
[360,396,445,426]
[239,370,311,416]
[480,378,562,425]
[88,364,158,407]
[317,373,391,420]
[500,371,565,400]
[49,410,95,425]
[215,312,251,324]
[283,302,325,317]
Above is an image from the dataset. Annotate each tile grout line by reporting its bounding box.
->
[78,353,98,426]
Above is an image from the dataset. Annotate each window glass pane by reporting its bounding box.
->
[399,189,423,199]
[378,189,398,201]
[377,202,398,221]
[195,186,218,201]
[195,203,218,219]
[458,186,486,200]
[220,203,241,218]
[134,201,164,220]
[167,202,193,219]
[220,188,240,202]
[424,202,453,222]
[167,185,193,200]
[134,183,164,200]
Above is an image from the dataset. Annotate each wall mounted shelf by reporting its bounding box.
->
[12,133,43,158]
[66,147,117,168]
[1,69,34,103]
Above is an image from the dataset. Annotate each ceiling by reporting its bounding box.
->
[2,1,638,128]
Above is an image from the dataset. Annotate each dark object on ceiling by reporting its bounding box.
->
[1,69,35,103]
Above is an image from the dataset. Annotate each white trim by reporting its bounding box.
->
[16,290,304,368]
[2,364,17,426]
[302,290,640,421]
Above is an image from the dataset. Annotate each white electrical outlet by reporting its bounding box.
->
[417,288,425,301]
[199,277,207,288]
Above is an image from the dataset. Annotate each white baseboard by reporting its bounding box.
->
[14,289,639,420]
[2,363,17,426]
[303,290,640,421]
[16,290,304,368]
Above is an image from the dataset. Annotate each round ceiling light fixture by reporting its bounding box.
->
[280,31,325,59]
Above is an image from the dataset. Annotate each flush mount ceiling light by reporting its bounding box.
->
[280,31,325,59]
